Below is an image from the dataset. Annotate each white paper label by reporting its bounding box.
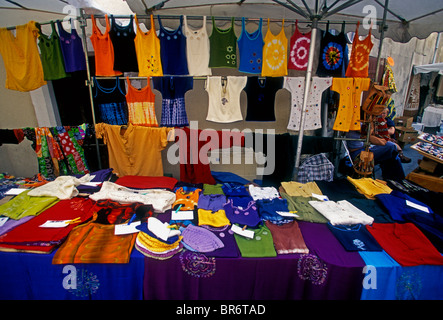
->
[0,217,9,227]
[39,220,71,228]
[114,221,141,235]
[276,211,300,218]
[406,200,430,213]
[312,193,329,201]
[231,224,254,239]
[171,210,194,220]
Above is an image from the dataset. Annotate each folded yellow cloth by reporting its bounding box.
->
[280,181,323,197]
[347,177,392,199]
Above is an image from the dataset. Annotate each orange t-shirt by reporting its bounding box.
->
[95,123,173,177]
[90,14,121,76]
[345,22,373,78]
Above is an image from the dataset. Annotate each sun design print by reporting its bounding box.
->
[264,39,286,71]
[322,42,343,70]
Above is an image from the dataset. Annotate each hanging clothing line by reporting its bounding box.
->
[4,14,362,31]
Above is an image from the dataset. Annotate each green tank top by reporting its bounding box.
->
[38,21,69,80]
[209,17,237,68]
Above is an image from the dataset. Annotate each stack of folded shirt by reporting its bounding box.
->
[135,217,182,260]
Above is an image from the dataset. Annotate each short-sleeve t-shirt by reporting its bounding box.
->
[244,76,283,121]
[205,76,247,123]
[153,76,193,127]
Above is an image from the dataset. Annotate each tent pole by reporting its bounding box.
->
[374,0,389,82]
[293,17,319,180]
[79,8,102,170]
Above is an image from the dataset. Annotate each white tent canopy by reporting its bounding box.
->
[1,0,443,177]
[413,62,443,75]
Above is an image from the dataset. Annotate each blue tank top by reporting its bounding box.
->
[158,16,189,75]
[237,18,264,74]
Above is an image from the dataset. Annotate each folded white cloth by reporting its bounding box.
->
[27,175,92,200]
[248,184,280,200]
[147,217,181,241]
[89,181,176,212]
[308,199,374,225]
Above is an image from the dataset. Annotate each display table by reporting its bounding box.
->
[143,221,365,300]
[0,249,145,300]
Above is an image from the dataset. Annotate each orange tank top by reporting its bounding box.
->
[345,22,373,78]
[261,18,288,77]
[90,14,121,76]
[134,15,163,77]
[125,76,158,127]
[173,188,201,211]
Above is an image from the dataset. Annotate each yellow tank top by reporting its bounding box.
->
[0,21,46,91]
[261,19,288,77]
[198,209,231,227]
[134,15,163,77]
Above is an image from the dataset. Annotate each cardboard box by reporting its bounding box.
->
[396,126,418,143]
[394,116,413,128]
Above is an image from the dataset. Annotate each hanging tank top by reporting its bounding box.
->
[38,21,68,81]
[288,20,311,71]
[209,17,237,68]
[134,15,163,77]
[125,77,158,127]
[93,77,128,125]
[158,15,189,75]
[90,15,121,76]
[56,20,86,73]
[183,16,211,76]
[237,17,264,74]
[345,21,373,78]
[109,15,138,73]
[262,19,288,77]
[0,21,46,91]
[316,22,348,77]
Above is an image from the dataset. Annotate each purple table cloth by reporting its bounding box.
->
[143,221,366,300]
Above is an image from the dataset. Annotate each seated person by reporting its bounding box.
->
[374,107,411,163]
[346,130,405,181]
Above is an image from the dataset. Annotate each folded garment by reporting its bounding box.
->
[0,190,59,220]
[53,221,137,264]
[28,175,93,199]
[375,190,433,222]
[89,181,176,212]
[265,220,309,254]
[0,198,94,250]
[347,177,392,199]
[223,198,261,227]
[248,184,280,200]
[309,199,374,225]
[366,223,443,267]
[280,181,323,197]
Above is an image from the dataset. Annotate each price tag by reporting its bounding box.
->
[231,224,254,239]
[39,220,71,228]
[276,211,299,218]
[406,200,430,213]
[0,217,9,227]
[115,221,141,235]
[171,210,194,220]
